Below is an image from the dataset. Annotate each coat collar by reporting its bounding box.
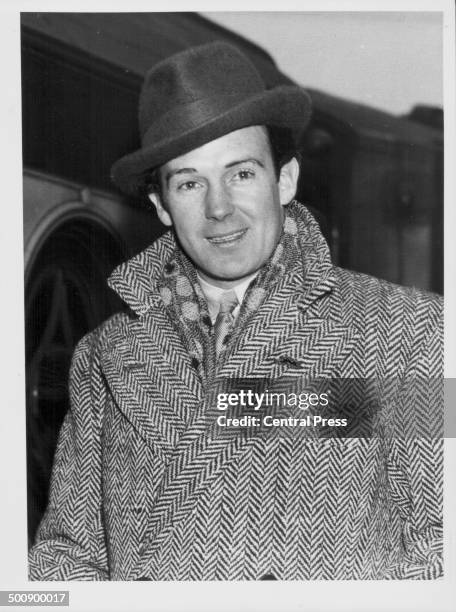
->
[107,201,337,317]
[107,230,177,316]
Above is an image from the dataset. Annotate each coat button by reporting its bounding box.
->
[259,573,277,580]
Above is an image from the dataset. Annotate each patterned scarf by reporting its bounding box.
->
[154,201,322,384]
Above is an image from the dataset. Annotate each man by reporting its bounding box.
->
[29,41,442,581]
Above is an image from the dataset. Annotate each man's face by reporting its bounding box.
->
[149,125,299,288]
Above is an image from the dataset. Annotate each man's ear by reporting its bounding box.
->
[278,157,300,206]
[148,192,173,227]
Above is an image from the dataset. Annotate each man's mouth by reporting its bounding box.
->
[206,228,248,245]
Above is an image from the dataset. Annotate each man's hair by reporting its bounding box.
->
[266,125,300,177]
[143,125,300,199]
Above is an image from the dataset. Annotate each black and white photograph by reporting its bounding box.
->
[1,2,455,611]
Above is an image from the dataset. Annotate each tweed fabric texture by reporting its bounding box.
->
[28,202,443,581]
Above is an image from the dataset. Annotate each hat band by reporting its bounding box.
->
[141,92,263,148]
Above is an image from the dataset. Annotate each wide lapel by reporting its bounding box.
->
[103,234,203,459]
[218,269,359,380]
[100,307,203,459]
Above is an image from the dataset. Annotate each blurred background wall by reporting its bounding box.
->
[204,12,443,115]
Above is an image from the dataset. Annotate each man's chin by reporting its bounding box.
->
[197,264,258,288]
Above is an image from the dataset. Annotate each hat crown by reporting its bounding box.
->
[138,42,264,139]
[111,41,312,195]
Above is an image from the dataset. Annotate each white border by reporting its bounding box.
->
[0,2,454,611]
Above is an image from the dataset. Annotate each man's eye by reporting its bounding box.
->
[234,169,255,181]
[178,181,199,191]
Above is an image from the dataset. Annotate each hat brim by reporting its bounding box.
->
[111,85,312,196]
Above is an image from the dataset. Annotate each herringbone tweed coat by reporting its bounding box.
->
[29,204,443,581]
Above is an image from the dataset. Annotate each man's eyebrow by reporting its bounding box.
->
[165,168,197,185]
[225,157,265,169]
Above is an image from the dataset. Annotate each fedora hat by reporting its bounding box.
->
[111,41,312,195]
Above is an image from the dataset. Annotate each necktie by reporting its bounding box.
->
[214,290,239,358]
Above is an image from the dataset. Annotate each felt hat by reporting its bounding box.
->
[111,41,312,195]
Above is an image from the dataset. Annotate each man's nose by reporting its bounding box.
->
[204,184,234,221]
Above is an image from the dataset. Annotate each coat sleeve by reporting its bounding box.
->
[28,329,109,580]
[383,296,443,579]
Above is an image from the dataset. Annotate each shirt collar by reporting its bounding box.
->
[197,272,259,323]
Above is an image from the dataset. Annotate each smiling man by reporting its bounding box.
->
[29,42,443,581]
